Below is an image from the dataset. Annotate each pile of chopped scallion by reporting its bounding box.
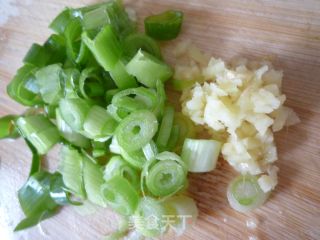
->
[0,0,268,238]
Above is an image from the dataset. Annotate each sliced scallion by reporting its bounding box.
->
[0,115,19,139]
[181,138,222,173]
[227,175,269,212]
[144,10,183,41]
[126,50,173,88]
[101,175,139,215]
[115,110,158,152]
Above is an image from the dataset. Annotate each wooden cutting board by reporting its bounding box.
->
[0,0,320,239]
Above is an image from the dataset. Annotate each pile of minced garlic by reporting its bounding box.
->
[173,40,300,193]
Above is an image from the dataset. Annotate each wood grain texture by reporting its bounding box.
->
[1,0,320,239]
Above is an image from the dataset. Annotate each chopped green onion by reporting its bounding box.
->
[227,175,269,212]
[101,175,139,215]
[154,80,166,117]
[109,60,137,89]
[44,34,66,64]
[79,68,105,100]
[156,106,174,150]
[83,105,118,139]
[142,141,158,161]
[25,139,41,177]
[16,115,60,154]
[112,87,158,115]
[105,89,120,104]
[126,50,173,88]
[82,5,109,32]
[173,113,195,151]
[59,145,86,198]
[49,8,72,34]
[62,68,80,99]
[59,98,91,131]
[144,10,183,41]
[122,33,162,60]
[163,195,198,235]
[166,124,180,151]
[7,64,42,106]
[120,148,147,169]
[35,64,64,105]
[56,109,90,148]
[15,171,64,231]
[105,0,137,39]
[0,115,19,139]
[171,78,196,91]
[144,151,187,197]
[181,138,222,173]
[115,110,158,152]
[64,18,82,62]
[103,155,140,189]
[133,197,167,237]
[83,155,106,207]
[109,137,121,154]
[23,44,51,67]
[82,25,122,72]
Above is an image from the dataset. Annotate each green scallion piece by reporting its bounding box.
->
[56,108,90,148]
[16,115,60,154]
[144,10,183,41]
[101,175,139,215]
[83,155,106,207]
[49,8,72,34]
[126,50,173,88]
[109,60,137,89]
[103,155,140,189]
[122,33,162,60]
[35,64,64,105]
[59,145,86,198]
[83,105,118,139]
[144,151,187,197]
[156,106,174,150]
[59,98,91,131]
[0,115,19,139]
[227,175,269,212]
[115,110,158,152]
[181,138,222,173]
[82,25,122,72]
[7,64,42,106]
[133,197,167,237]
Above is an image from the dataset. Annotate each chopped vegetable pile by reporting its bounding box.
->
[0,0,300,238]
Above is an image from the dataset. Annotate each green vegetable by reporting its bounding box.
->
[35,64,64,105]
[82,25,122,72]
[56,109,90,148]
[163,195,198,235]
[59,98,91,131]
[58,145,85,198]
[181,138,222,173]
[133,197,167,237]
[156,106,174,151]
[122,33,162,60]
[116,110,158,152]
[227,175,269,213]
[126,50,173,88]
[7,64,42,106]
[15,171,71,231]
[16,115,60,154]
[144,10,183,40]
[0,115,19,139]
[101,175,139,215]
[103,155,140,189]
[143,151,187,197]
[83,105,118,140]
[83,155,106,207]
